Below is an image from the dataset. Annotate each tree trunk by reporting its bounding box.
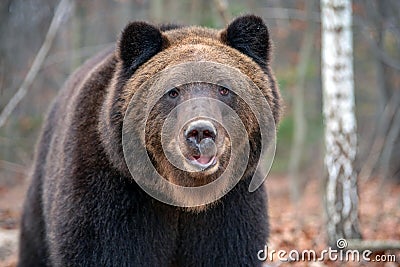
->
[321,0,362,246]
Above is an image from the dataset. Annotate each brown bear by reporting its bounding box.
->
[18,15,282,266]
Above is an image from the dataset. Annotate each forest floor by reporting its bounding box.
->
[0,174,399,266]
[267,174,400,266]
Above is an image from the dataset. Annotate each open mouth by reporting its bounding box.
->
[190,155,217,170]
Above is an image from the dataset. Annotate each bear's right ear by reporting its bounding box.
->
[117,22,166,75]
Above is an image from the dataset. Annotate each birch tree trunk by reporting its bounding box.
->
[321,0,362,246]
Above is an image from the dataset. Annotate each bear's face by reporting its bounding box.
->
[100,15,281,201]
[149,82,231,172]
[144,82,240,187]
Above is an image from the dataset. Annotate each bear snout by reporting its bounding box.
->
[184,119,216,144]
[181,119,219,169]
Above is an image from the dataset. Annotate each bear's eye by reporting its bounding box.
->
[168,89,179,98]
[219,88,230,96]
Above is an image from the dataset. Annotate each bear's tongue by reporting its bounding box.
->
[193,155,212,165]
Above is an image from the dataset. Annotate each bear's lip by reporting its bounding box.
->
[190,155,216,169]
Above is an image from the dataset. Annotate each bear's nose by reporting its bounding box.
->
[184,120,216,144]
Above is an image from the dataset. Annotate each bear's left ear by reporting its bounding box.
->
[220,15,271,67]
[117,22,167,75]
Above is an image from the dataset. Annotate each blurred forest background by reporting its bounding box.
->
[0,0,399,266]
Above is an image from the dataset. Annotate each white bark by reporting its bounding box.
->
[321,0,361,245]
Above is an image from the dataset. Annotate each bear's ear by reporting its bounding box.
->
[221,15,271,67]
[118,22,167,75]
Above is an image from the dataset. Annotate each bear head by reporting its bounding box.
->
[99,15,282,206]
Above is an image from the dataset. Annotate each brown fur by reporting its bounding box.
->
[100,25,281,188]
[19,15,282,267]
